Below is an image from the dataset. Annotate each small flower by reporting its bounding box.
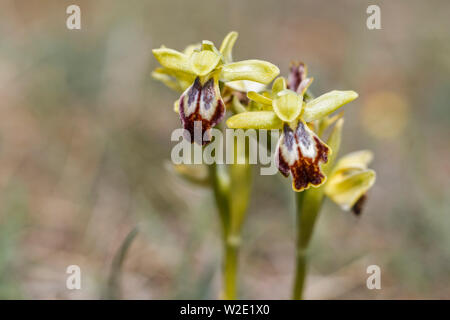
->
[152,32,279,144]
[324,150,376,215]
[226,63,358,191]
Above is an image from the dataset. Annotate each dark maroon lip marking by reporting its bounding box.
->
[351,193,367,216]
[296,121,311,149]
[201,78,215,110]
[179,77,225,145]
[188,77,201,106]
[277,121,330,191]
[283,124,295,151]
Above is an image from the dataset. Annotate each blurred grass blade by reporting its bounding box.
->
[106,226,139,299]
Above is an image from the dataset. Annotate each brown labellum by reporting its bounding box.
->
[179,77,225,145]
[277,122,329,191]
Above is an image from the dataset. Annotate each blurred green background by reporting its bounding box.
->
[0,0,449,299]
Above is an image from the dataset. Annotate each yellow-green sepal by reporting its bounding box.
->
[152,47,191,74]
[152,68,182,92]
[152,67,196,92]
[332,150,374,173]
[219,31,238,64]
[226,111,283,129]
[220,60,280,84]
[302,90,358,122]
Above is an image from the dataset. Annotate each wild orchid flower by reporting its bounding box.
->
[226,64,358,191]
[324,150,376,215]
[152,32,279,144]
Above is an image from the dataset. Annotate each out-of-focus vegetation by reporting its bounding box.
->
[0,0,449,299]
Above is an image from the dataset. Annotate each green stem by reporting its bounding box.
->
[223,236,239,299]
[209,163,230,237]
[292,249,307,300]
[209,159,251,300]
[292,188,325,300]
[292,104,343,300]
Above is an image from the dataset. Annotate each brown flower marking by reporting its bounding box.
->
[287,62,307,92]
[179,77,225,145]
[351,193,367,216]
[277,121,330,191]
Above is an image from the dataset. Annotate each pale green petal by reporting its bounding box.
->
[230,95,247,114]
[272,77,287,95]
[151,69,183,92]
[325,169,376,210]
[272,90,302,122]
[219,31,238,64]
[189,50,221,76]
[183,43,201,56]
[302,90,358,122]
[333,150,374,173]
[152,67,196,92]
[247,91,273,105]
[153,48,192,73]
[201,40,216,51]
[226,111,282,129]
[220,60,280,84]
[201,40,223,59]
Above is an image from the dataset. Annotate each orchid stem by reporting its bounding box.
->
[209,155,251,300]
[223,236,239,299]
[292,188,325,300]
[293,249,307,300]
